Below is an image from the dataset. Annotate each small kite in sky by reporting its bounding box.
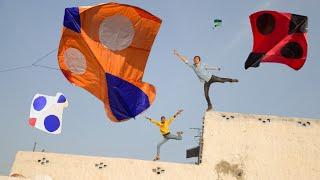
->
[213,19,222,29]
[29,93,68,134]
[57,3,162,122]
[245,10,308,70]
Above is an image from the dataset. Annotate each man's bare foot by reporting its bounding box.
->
[231,79,239,83]
[153,156,160,161]
[177,131,184,137]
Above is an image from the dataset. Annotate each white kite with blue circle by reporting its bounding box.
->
[29,93,68,134]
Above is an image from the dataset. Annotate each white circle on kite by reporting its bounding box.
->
[99,15,135,51]
[64,48,87,74]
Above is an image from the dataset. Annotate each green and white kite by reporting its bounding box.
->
[213,19,222,29]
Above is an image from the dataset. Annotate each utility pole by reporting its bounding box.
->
[32,142,37,152]
[189,126,204,164]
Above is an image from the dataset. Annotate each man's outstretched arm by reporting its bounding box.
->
[168,109,184,124]
[145,116,161,126]
[205,65,221,71]
[173,49,189,63]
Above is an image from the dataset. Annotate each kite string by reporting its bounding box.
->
[0,48,58,73]
[32,64,60,70]
[0,65,33,73]
[32,48,58,66]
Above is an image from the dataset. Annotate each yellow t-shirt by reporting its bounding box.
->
[150,116,175,135]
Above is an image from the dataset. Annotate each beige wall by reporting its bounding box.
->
[0,176,28,180]
[202,111,320,180]
[9,111,320,180]
[10,152,216,180]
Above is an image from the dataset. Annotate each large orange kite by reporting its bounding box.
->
[57,3,161,122]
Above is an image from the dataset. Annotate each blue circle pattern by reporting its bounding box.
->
[33,96,47,111]
[44,115,60,132]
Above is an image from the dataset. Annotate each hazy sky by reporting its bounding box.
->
[0,0,319,175]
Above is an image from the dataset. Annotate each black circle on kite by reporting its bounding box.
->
[256,13,275,35]
[280,42,303,59]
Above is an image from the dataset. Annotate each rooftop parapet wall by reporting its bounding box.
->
[9,111,320,180]
[202,111,320,180]
[10,151,217,180]
[0,176,27,180]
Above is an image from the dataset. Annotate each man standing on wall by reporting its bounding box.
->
[174,50,238,111]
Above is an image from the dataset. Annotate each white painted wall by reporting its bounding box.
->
[9,111,320,180]
[202,111,320,180]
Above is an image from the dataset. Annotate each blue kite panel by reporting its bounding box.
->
[63,7,81,33]
[57,95,67,103]
[106,73,150,121]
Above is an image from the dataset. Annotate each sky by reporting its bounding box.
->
[0,0,319,175]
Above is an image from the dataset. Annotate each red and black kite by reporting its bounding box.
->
[245,11,308,70]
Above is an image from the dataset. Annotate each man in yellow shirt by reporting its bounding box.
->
[145,109,183,161]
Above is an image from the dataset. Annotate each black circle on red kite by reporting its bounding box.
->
[256,13,275,35]
[280,42,303,59]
